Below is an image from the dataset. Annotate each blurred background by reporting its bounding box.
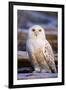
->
[17,10,58,79]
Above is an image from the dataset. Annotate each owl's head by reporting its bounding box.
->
[28,25,46,40]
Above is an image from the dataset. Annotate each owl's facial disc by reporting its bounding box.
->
[32,29,42,37]
[28,25,46,40]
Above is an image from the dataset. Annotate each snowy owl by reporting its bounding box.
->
[26,25,56,73]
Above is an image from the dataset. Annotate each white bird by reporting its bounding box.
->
[26,25,56,73]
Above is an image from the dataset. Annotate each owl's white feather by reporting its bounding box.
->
[26,25,56,73]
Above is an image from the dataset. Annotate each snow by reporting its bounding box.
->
[17,72,58,80]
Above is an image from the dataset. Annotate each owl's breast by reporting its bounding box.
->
[28,39,45,52]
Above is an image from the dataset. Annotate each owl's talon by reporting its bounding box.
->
[34,68,40,73]
[41,69,51,73]
[32,70,40,73]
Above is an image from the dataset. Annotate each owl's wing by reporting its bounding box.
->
[43,40,56,73]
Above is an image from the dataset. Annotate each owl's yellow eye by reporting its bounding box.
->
[39,29,41,32]
[32,29,35,32]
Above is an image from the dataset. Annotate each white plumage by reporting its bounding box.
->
[26,25,56,73]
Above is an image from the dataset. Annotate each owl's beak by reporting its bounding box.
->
[35,32,38,37]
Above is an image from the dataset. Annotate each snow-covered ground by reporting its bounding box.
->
[17,72,58,80]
